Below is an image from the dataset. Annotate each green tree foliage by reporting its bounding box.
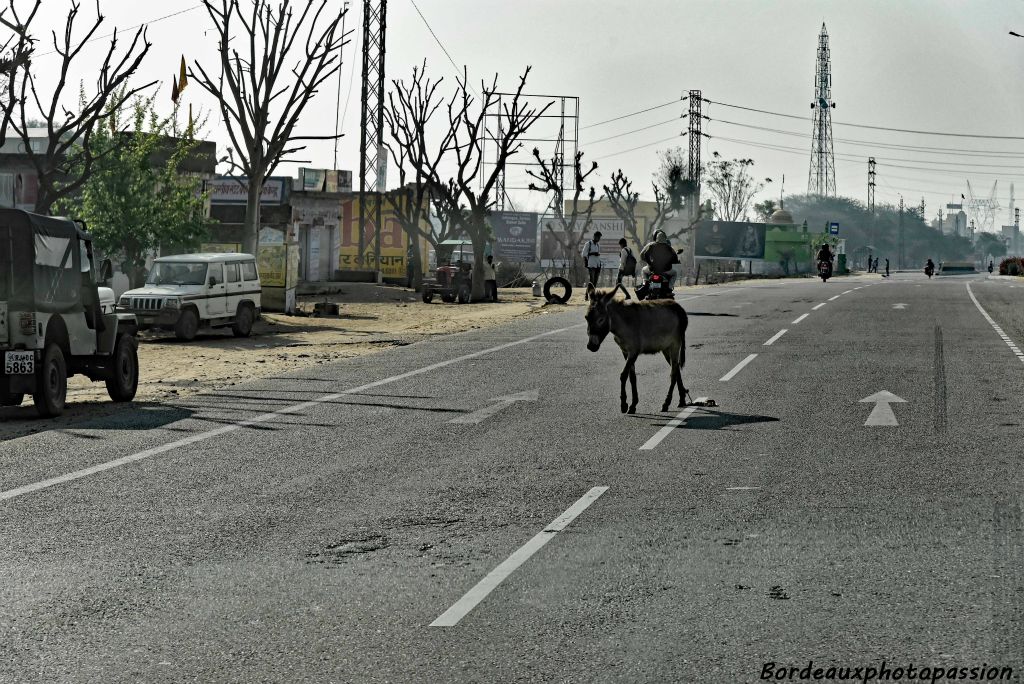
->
[753,199,778,222]
[782,194,973,267]
[58,96,210,287]
[975,231,1008,260]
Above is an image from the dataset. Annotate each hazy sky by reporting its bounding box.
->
[22,0,1024,229]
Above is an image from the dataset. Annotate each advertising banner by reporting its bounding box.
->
[340,197,416,278]
[489,211,538,262]
[208,177,289,204]
[258,245,287,286]
[694,220,767,260]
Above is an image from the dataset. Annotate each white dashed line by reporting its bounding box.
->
[842,290,853,294]
[726,487,761,491]
[763,329,788,346]
[966,283,1024,363]
[812,303,827,310]
[720,354,758,382]
[639,399,708,450]
[430,486,608,626]
[828,295,841,301]
[792,313,809,324]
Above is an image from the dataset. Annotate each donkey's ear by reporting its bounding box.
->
[602,287,617,304]
[585,283,595,301]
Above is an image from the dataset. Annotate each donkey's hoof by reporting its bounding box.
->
[661,403,670,412]
[627,406,637,415]
[620,403,628,414]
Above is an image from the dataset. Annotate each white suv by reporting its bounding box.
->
[119,253,262,341]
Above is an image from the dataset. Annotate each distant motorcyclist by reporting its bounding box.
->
[639,230,681,289]
[816,243,834,280]
[925,258,935,278]
[989,260,995,274]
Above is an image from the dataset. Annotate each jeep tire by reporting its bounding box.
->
[174,308,199,341]
[232,304,254,337]
[105,334,139,402]
[33,343,67,417]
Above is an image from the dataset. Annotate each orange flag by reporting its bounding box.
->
[178,56,188,93]
[171,75,179,104]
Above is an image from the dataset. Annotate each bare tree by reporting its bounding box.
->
[6,0,153,214]
[603,169,672,246]
[703,152,772,222]
[527,147,599,285]
[0,0,39,149]
[190,0,349,254]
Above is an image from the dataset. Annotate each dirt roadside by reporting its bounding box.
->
[62,285,583,404]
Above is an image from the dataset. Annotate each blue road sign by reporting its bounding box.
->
[829,222,840,235]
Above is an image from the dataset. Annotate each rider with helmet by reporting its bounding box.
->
[639,230,681,290]
[816,243,834,278]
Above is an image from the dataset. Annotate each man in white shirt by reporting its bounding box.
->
[580,231,603,286]
[483,254,498,301]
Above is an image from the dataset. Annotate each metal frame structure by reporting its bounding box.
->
[687,90,702,219]
[358,0,387,271]
[868,157,876,248]
[808,23,836,196]
[482,93,579,216]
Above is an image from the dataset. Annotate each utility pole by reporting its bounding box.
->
[898,195,905,270]
[687,90,703,223]
[867,157,876,246]
[358,0,386,276]
[808,23,837,196]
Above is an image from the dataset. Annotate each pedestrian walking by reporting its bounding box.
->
[989,259,995,274]
[873,257,879,273]
[616,237,636,286]
[581,231,603,287]
[885,258,890,277]
[867,252,873,273]
[483,254,498,301]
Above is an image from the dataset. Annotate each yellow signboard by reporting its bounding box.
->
[258,245,287,286]
[340,196,429,278]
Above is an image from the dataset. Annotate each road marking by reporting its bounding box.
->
[0,323,586,503]
[812,303,827,310]
[842,290,853,294]
[720,354,757,382]
[726,486,761,491]
[449,389,539,424]
[828,295,841,301]
[430,486,608,627]
[763,329,788,346]
[966,283,1024,363]
[893,303,907,310]
[860,390,907,426]
[792,313,809,324]
[639,398,708,450]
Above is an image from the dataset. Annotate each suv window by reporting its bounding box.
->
[242,261,258,281]
[207,263,224,286]
[226,262,240,283]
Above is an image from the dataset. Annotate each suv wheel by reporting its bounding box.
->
[232,304,254,337]
[174,308,199,341]
[0,391,24,407]
[105,334,139,402]
[33,343,67,417]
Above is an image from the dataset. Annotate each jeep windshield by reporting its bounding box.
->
[147,262,209,286]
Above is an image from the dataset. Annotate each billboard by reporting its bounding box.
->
[694,220,767,260]
[299,168,354,193]
[208,177,289,204]
[340,197,415,278]
[538,216,642,266]
[489,211,538,262]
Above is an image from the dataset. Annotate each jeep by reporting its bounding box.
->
[0,209,140,417]
[119,253,262,341]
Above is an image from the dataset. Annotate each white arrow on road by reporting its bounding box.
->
[859,390,907,426]
[449,389,539,425]
[892,303,908,310]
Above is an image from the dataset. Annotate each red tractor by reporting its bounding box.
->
[421,239,487,304]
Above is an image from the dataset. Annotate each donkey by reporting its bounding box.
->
[584,283,688,414]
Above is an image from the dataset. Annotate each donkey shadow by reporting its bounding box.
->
[632,408,779,431]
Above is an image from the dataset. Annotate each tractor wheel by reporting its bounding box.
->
[33,343,67,417]
[105,334,139,402]
[457,284,471,304]
[441,292,456,303]
[543,276,573,304]
[422,287,434,303]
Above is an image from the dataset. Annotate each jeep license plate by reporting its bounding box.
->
[4,351,33,375]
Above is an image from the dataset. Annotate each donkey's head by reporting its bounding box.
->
[584,283,621,352]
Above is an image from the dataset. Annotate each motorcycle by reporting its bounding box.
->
[817,259,833,282]
[925,264,934,279]
[636,272,674,300]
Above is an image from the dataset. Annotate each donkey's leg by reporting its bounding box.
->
[619,352,631,413]
[678,335,688,406]
[628,360,639,414]
[661,349,676,412]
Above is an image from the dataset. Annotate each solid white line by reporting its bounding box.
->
[0,323,586,503]
[812,303,827,310]
[791,313,809,324]
[763,329,788,346]
[828,295,841,301]
[966,283,1024,362]
[720,354,758,382]
[430,486,608,627]
[639,398,707,451]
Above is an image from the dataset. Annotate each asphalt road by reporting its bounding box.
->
[1,272,1022,683]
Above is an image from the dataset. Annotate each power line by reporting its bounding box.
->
[580,98,683,130]
[582,116,685,146]
[408,0,466,85]
[707,97,1024,140]
[598,132,687,161]
[37,5,203,58]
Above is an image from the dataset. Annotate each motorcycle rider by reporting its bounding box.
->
[639,230,681,295]
[816,243,834,278]
[925,258,935,278]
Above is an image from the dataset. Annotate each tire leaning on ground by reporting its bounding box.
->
[232,304,254,337]
[105,333,139,402]
[174,308,199,341]
[543,276,573,304]
[0,391,24,406]
[33,343,67,417]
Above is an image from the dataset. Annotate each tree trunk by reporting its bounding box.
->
[470,236,486,302]
[243,175,264,256]
[408,235,423,289]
